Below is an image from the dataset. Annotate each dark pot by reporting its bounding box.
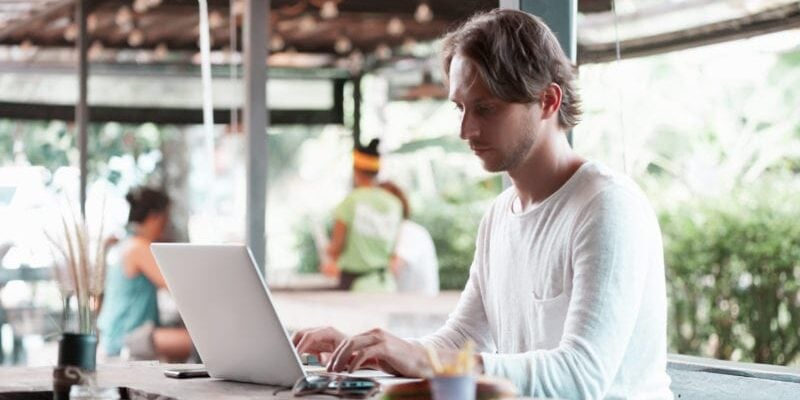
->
[54,333,98,400]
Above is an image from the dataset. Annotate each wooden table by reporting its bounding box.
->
[0,361,411,399]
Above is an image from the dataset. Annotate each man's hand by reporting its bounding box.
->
[320,261,340,278]
[292,326,348,364]
[327,328,429,377]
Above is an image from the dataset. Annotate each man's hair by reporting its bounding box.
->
[441,9,582,130]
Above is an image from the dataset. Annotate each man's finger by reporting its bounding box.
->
[291,330,304,346]
[329,333,381,372]
[348,345,382,374]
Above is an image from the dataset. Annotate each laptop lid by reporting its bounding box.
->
[150,243,305,387]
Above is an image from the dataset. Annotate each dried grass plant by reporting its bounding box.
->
[44,196,109,335]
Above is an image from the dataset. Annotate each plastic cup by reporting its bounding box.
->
[428,375,476,400]
[69,385,121,400]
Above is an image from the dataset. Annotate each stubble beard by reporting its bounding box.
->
[482,129,537,173]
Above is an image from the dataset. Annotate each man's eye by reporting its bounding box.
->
[476,105,493,115]
[453,104,464,112]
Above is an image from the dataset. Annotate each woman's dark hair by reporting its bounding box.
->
[379,181,410,219]
[126,187,170,224]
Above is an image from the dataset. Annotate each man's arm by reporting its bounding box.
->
[326,220,347,261]
[321,220,347,277]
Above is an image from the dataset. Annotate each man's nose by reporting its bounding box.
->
[459,112,479,140]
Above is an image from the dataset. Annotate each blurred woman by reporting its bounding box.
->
[97,187,192,362]
[379,181,440,296]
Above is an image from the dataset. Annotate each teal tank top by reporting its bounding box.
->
[97,262,159,356]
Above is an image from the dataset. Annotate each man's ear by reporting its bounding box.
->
[540,83,563,121]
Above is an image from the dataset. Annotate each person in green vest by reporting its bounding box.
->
[322,139,403,292]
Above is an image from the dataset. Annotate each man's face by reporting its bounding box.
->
[448,54,541,173]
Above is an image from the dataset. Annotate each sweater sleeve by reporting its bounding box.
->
[481,187,659,399]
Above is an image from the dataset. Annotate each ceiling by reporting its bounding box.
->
[0,0,797,69]
[0,0,613,68]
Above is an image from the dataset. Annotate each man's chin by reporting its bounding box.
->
[480,159,506,173]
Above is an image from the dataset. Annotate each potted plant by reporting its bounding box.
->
[45,197,110,400]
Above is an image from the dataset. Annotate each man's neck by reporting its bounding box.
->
[508,130,585,210]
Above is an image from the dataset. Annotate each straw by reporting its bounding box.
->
[425,344,443,375]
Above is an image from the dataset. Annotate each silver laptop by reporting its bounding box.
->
[150,243,306,387]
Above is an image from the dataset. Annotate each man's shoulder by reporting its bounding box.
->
[569,162,657,227]
[569,161,648,205]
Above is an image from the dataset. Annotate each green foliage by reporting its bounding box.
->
[0,120,165,186]
[414,175,500,290]
[660,180,800,365]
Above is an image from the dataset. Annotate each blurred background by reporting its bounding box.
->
[0,0,798,369]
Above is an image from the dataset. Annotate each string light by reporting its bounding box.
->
[87,13,97,32]
[414,2,433,23]
[88,40,104,60]
[64,23,78,42]
[270,34,285,51]
[298,15,317,33]
[401,37,417,53]
[128,28,144,47]
[375,43,391,60]
[334,35,352,54]
[320,0,339,19]
[115,6,133,30]
[154,42,169,60]
[133,0,148,13]
[208,10,224,29]
[387,17,405,36]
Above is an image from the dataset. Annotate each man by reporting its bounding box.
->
[323,138,403,291]
[294,9,673,399]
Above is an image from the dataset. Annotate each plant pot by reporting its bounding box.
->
[53,333,98,400]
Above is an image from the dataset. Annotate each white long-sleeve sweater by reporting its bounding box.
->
[420,162,673,399]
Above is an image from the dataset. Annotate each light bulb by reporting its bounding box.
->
[375,43,391,60]
[64,23,78,42]
[208,10,224,29]
[320,1,338,19]
[133,0,148,13]
[298,15,317,33]
[387,17,405,36]
[128,29,144,47]
[401,37,416,53]
[87,13,97,32]
[154,42,168,60]
[270,35,285,51]
[88,40,104,60]
[334,35,352,54]
[414,3,433,23]
[115,6,133,29]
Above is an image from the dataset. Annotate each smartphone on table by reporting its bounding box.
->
[163,367,210,379]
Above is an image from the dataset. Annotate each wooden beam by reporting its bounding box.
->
[579,2,800,64]
[0,101,343,125]
[0,0,73,41]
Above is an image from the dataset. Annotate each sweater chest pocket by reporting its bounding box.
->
[530,292,570,350]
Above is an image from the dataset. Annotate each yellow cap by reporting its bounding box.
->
[353,150,380,172]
